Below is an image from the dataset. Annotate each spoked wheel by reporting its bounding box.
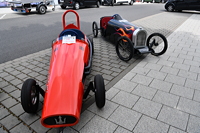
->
[146,33,168,56]
[94,75,105,108]
[21,79,39,113]
[92,21,98,37]
[116,36,134,61]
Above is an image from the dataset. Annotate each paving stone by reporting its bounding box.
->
[0,71,9,77]
[187,115,200,133]
[178,69,197,80]
[144,62,162,71]
[102,74,114,81]
[110,68,122,73]
[1,97,18,108]
[10,123,33,133]
[112,91,139,108]
[2,85,16,93]
[106,87,120,100]
[158,106,189,130]
[165,74,186,86]
[16,73,28,80]
[168,56,184,64]
[160,66,179,75]
[48,127,77,133]
[193,90,200,102]
[109,106,141,131]
[149,79,172,92]
[80,115,117,133]
[168,126,186,133]
[153,90,179,108]
[113,79,137,93]
[131,74,153,86]
[0,127,8,133]
[185,78,200,90]
[10,70,21,76]
[146,69,167,80]
[114,126,132,133]
[133,97,162,118]
[130,67,150,75]
[0,114,21,130]
[177,97,200,117]
[157,59,174,67]
[172,62,190,71]
[30,119,49,133]
[72,110,95,131]
[88,100,118,119]
[19,113,40,125]
[3,75,15,82]
[170,84,194,99]
[10,103,24,117]
[132,84,157,100]
[190,66,200,74]
[10,89,21,99]
[0,105,10,119]
[133,115,169,133]
[122,72,136,81]
[0,91,9,101]
[178,53,193,60]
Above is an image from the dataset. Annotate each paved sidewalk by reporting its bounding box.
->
[1,13,200,132]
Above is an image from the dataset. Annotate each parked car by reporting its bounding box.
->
[101,0,135,6]
[165,0,200,12]
[58,0,101,10]
[142,0,162,3]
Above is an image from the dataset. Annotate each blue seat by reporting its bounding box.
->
[59,29,85,40]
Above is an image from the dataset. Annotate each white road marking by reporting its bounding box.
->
[0,14,6,19]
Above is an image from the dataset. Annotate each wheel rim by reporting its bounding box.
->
[168,5,173,11]
[31,86,38,105]
[75,3,79,9]
[118,39,131,59]
[147,34,167,55]
[40,6,45,13]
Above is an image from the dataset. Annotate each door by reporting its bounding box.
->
[188,0,200,10]
[84,0,97,5]
[174,0,189,10]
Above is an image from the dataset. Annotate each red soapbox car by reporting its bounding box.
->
[20,10,105,130]
[92,14,168,61]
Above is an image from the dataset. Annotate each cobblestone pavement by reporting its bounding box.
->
[1,11,198,133]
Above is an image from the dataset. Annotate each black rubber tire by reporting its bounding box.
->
[94,75,105,108]
[21,79,39,113]
[97,1,100,7]
[92,21,98,37]
[167,5,174,12]
[88,36,94,55]
[38,5,46,14]
[60,5,66,9]
[110,0,114,6]
[100,28,106,37]
[73,2,80,10]
[146,33,168,56]
[129,0,133,5]
[116,36,134,62]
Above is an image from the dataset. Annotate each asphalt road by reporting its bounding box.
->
[0,3,166,64]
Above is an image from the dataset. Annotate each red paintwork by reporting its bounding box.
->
[41,10,89,128]
[100,16,113,30]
